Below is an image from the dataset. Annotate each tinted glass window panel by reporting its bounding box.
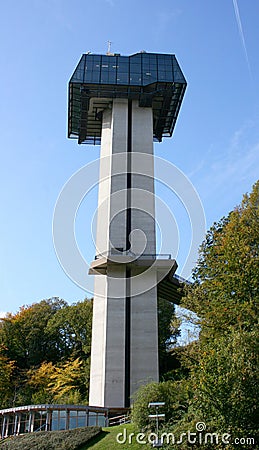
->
[117,73,129,84]
[117,65,129,74]
[89,56,101,82]
[89,413,98,426]
[108,71,117,83]
[86,56,95,62]
[73,70,84,82]
[59,417,66,430]
[142,60,150,68]
[130,74,141,85]
[78,416,87,427]
[100,71,109,83]
[158,71,166,80]
[102,56,116,65]
[51,411,59,431]
[143,74,156,84]
[69,417,77,429]
[131,54,141,60]
[117,56,129,66]
[164,71,173,81]
[130,62,141,72]
[86,60,93,69]
[69,411,77,429]
[173,67,184,82]
[91,67,100,82]
[97,415,106,426]
[92,56,101,64]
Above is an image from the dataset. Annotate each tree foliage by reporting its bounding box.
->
[47,357,86,404]
[131,380,189,430]
[0,298,67,369]
[183,180,259,334]
[133,182,259,447]
[46,300,92,360]
[158,298,180,378]
[0,354,15,408]
[0,298,93,408]
[179,181,259,439]
[0,287,178,409]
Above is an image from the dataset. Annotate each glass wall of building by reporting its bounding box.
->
[0,404,110,439]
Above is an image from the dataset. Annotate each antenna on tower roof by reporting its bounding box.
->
[107,40,113,55]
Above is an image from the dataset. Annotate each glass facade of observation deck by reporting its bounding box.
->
[68,52,187,145]
[70,53,185,86]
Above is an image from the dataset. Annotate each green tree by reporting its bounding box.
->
[0,298,68,369]
[183,181,259,333]
[46,299,93,399]
[191,329,258,430]
[0,297,93,407]
[180,181,259,437]
[46,299,93,360]
[158,298,181,378]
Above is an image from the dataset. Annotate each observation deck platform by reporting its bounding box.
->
[68,52,187,144]
[89,252,187,305]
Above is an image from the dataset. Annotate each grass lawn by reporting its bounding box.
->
[1,427,101,450]
[81,423,152,449]
[0,424,155,450]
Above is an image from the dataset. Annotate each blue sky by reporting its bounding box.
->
[0,0,259,316]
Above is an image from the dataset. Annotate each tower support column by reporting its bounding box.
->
[89,99,159,408]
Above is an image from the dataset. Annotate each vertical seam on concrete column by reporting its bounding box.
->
[125,268,131,407]
[126,99,132,250]
[125,99,132,407]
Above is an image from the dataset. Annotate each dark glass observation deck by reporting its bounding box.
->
[68,52,187,145]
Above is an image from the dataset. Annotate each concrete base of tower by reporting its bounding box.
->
[89,257,177,408]
[89,266,126,408]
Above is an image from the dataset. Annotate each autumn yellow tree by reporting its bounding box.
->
[47,358,86,404]
[0,353,15,408]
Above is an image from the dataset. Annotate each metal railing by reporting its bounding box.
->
[95,251,171,260]
[173,273,192,284]
[108,415,131,427]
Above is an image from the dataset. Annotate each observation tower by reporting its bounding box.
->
[68,51,187,408]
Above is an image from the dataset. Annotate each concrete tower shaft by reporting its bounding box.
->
[89,99,158,407]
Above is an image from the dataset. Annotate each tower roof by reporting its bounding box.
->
[68,52,187,145]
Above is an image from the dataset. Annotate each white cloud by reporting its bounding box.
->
[194,119,259,197]
[212,121,259,185]
[0,312,6,319]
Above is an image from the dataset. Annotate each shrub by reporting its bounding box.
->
[131,380,190,430]
[1,427,101,450]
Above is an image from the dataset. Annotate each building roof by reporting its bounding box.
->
[68,52,187,145]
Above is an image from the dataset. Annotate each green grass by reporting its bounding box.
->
[81,423,151,449]
[0,427,101,450]
[0,424,153,450]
